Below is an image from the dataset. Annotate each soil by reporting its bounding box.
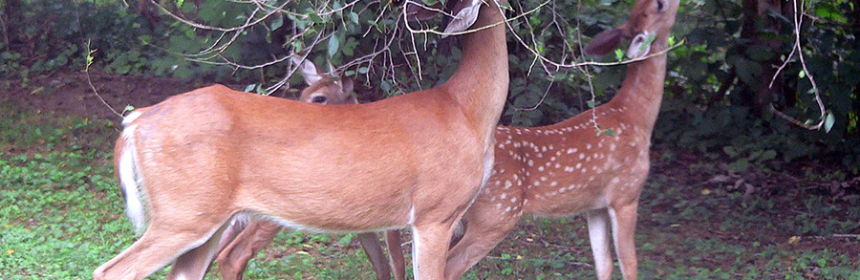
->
[2,72,212,122]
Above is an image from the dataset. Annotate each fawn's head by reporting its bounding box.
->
[585,0,680,58]
[291,55,356,105]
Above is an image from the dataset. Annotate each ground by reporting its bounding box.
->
[1,72,858,279]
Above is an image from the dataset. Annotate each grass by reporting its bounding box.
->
[1,103,857,279]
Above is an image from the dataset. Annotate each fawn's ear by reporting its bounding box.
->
[341,78,354,96]
[291,55,324,86]
[626,32,653,59]
[584,28,623,57]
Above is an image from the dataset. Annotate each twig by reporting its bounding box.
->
[767,0,829,131]
[84,40,123,118]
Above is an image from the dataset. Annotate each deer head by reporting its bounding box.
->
[291,55,357,105]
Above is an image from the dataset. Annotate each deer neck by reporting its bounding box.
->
[607,40,668,134]
[442,1,509,134]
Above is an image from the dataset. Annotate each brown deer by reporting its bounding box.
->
[213,56,405,280]
[91,0,509,279]
[212,0,680,279]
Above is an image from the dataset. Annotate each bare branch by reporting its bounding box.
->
[767,0,829,131]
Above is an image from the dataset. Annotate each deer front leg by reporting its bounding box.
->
[411,220,459,280]
[610,202,639,280]
[587,209,614,280]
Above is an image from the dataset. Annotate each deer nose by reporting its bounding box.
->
[312,96,328,104]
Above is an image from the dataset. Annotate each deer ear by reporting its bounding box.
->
[584,28,623,57]
[341,78,357,104]
[291,56,323,86]
[341,78,354,94]
[443,0,483,35]
[626,32,653,59]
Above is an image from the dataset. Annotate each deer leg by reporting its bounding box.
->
[587,209,614,280]
[444,217,515,280]
[411,220,459,280]
[93,222,223,280]
[357,232,391,280]
[384,230,406,280]
[610,202,639,280]
[216,220,282,280]
[166,223,228,280]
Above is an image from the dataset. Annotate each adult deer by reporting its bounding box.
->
[444,0,680,279]
[92,0,509,279]
[214,1,680,279]
[213,56,405,280]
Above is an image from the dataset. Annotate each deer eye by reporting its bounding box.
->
[312,96,328,104]
[656,0,665,11]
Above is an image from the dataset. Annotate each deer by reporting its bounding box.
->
[212,0,680,279]
[91,0,509,279]
[213,56,405,280]
[443,0,680,278]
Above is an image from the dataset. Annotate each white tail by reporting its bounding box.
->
[443,0,680,279]
[92,0,508,279]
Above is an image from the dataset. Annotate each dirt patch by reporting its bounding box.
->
[2,72,230,122]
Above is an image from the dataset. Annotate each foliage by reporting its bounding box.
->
[0,0,155,82]
[660,0,859,172]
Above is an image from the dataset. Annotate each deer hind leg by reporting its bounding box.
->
[444,216,516,280]
[93,221,226,280]
[166,222,230,280]
[216,219,282,280]
[609,201,639,280]
[357,232,392,280]
[384,230,406,280]
[587,209,614,280]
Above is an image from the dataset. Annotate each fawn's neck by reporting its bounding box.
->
[606,42,669,134]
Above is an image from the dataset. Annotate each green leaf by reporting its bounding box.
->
[723,146,738,157]
[586,100,596,108]
[244,84,257,92]
[761,150,777,161]
[307,12,323,23]
[728,158,750,172]
[824,112,835,133]
[270,16,284,31]
[327,35,340,58]
[814,4,847,23]
[348,12,359,24]
[337,233,354,246]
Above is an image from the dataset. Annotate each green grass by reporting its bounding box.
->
[1,104,857,279]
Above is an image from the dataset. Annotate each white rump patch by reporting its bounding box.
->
[122,111,143,126]
[118,125,147,234]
